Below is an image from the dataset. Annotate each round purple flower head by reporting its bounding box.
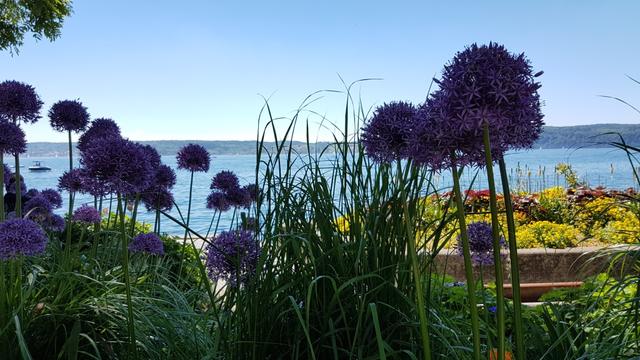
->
[361,101,417,163]
[141,187,174,212]
[0,80,43,123]
[141,144,162,169]
[24,194,53,219]
[72,205,102,224]
[3,164,13,186]
[177,144,210,172]
[81,137,154,195]
[49,100,90,133]
[226,186,251,209]
[129,233,164,256]
[154,165,176,189]
[210,170,239,192]
[43,214,66,232]
[40,189,63,209]
[413,43,544,167]
[456,221,506,266]
[205,230,259,286]
[0,121,27,155]
[77,118,121,153]
[25,188,39,198]
[206,191,230,212]
[58,168,85,193]
[0,218,48,260]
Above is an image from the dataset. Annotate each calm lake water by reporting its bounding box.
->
[14,148,639,235]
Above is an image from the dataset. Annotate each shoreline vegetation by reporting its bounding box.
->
[25,123,640,157]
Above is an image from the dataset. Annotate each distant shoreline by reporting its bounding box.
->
[25,123,640,157]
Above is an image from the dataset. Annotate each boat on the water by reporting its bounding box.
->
[28,161,52,172]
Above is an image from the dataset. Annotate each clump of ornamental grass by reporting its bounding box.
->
[209,86,468,360]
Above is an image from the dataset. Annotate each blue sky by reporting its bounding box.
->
[1,0,639,142]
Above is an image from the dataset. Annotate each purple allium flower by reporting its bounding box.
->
[141,187,174,212]
[153,165,176,189]
[206,191,230,212]
[25,188,39,198]
[205,230,259,286]
[210,170,239,192]
[24,194,53,219]
[58,168,86,193]
[43,214,66,232]
[72,204,101,224]
[176,144,210,172]
[0,121,27,155]
[456,221,506,266]
[226,186,251,209]
[361,101,417,163]
[40,189,63,209]
[129,233,164,256]
[412,43,544,167]
[3,164,12,185]
[48,100,90,133]
[0,218,48,260]
[77,118,121,153]
[81,137,154,195]
[141,144,161,169]
[0,80,43,123]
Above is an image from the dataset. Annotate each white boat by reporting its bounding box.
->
[28,161,51,172]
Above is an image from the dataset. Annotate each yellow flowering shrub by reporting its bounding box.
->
[594,210,640,244]
[572,197,625,235]
[515,221,580,249]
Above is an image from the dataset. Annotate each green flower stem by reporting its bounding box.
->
[68,130,73,172]
[482,124,506,360]
[499,158,524,360]
[129,194,140,237]
[396,162,432,360]
[117,194,137,359]
[450,155,482,360]
[0,153,4,221]
[14,154,21,218]
[180,171,195,269]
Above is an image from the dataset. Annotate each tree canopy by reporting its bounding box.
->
[0,0,72,53]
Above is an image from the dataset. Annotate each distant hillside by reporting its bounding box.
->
[535,124,640,148]
[25,123,640,157]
